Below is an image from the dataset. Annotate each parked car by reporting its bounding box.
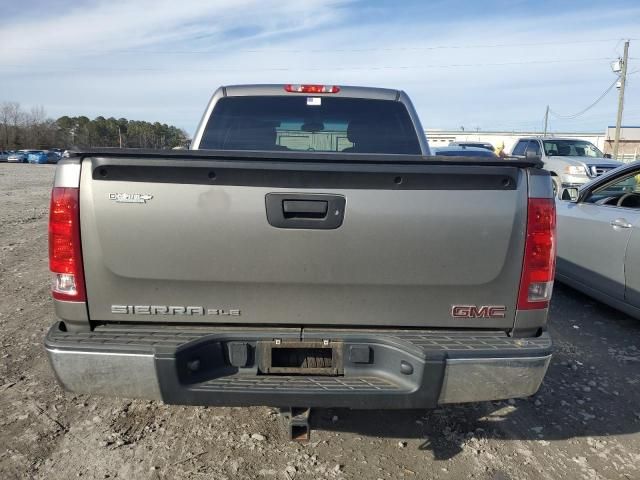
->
[511,137,623,197]
[27,150,48,164]
[46,150,62,163]
[433,146,498,158]
[44,84,553,430]
[7,151,28,163]
[557,160,640,318]
[449,141,495,152]
[0,151,10,162]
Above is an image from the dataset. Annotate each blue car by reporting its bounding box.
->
[45,150,62,163]
[27,150,48,164]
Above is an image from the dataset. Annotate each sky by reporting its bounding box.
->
[1,0,639,137]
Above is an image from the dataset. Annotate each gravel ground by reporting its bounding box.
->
[1,162,639,480]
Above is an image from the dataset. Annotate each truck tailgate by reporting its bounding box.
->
[79,155,527,329]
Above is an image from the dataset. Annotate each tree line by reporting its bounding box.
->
[0,102,190,150]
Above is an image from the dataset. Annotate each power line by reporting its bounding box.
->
[3,38,623,55]
[2,57,613,74]
[549,78,619,120]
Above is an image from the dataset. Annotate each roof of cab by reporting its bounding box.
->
[222,84,401,101]
[516,137,598,142]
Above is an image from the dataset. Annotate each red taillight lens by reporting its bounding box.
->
[284,84,340,93]
[517,198,556,310]
[49,187,86,302]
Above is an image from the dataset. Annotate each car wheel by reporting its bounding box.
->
[552,177,561,198]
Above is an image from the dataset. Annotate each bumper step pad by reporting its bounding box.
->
[199,376,402,393]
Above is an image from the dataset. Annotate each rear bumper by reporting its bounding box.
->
[45,322,552,408]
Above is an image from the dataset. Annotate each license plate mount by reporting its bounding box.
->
[257,341,344,376]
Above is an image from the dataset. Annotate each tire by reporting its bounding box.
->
[551,177,561,198]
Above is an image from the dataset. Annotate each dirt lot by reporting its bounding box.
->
[1,162,639,480]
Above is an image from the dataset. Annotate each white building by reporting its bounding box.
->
[603,126,640,161]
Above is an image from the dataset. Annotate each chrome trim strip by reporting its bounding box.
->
[46,348,152,357]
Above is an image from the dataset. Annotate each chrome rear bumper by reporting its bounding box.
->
[45,323,551,407]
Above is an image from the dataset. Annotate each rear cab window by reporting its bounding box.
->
[525,140,541,155]
[511,140,529,156]
[199,96,421,154]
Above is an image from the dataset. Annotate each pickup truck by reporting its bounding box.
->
[510,137,623,196]
[45,84,554,418]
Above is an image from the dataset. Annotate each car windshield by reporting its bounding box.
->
[543,140,603,158]
[200,96,421,154]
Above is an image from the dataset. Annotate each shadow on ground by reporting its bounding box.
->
[310,283,640,459]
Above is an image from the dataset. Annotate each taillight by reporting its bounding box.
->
[517,198,556,310]
[49,187,86,302]
[284,84,340,93]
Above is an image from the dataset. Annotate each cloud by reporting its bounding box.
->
[1,0,639,133]
[0,0,352,64]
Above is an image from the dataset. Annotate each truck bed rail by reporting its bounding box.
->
[65,147,543,168]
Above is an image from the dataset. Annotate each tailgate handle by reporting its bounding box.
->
[265,193,346,229]
[283,200,328,218]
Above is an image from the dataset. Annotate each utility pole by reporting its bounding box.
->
[543,105,549,137]
[118,126,123,148]
[613,40,629,160]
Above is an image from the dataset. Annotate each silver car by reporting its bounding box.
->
[556,161,640,318]
[7,151,28,163]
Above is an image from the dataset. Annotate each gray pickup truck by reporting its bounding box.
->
[45,85,554,422]
[510,137,623,196]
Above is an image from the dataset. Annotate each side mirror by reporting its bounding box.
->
[561,187,579,202]
[604,153,612,159]
[525,150,541,162]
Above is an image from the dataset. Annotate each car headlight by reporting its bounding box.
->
[564,165,587,176]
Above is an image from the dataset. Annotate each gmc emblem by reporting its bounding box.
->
[451,305,507,318]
